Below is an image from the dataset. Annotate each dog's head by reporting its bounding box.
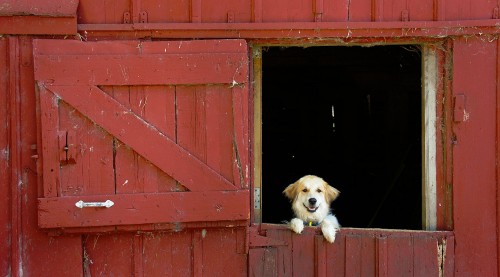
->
[283,175,340,223]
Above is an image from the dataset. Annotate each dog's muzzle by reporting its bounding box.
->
[304,198,319,213]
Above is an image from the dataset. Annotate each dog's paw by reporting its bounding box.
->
[321,227,337,243]
[289,218,304,234]
[321,221,338,243]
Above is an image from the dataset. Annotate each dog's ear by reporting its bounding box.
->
[324,183,340,204]
[283,182,299,201]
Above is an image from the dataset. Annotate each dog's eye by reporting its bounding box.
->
[302,189,308,192]
[317,189,322,193]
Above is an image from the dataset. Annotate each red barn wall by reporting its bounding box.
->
[2,0,500,276]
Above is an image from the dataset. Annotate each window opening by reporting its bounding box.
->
[260,45,423,229]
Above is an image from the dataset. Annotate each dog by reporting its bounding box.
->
[283,175,340,243]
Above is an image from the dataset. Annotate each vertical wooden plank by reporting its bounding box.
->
[261,0,313,22]
[444,0,497,20]
[110,85,180,194]
[376,236,388,277]
[19,36,84,277]
[204,86,234,183]
[413,236,440,276]
[345,234,377,276]
[452,37,498,277]
[177,86,207,165]
[313,0,324,21]
[321,0,349,21]
[37,86,59,197]
[387,236,414,277]
[423,45,438,231]
[0,37,10,277]
[252,47,262,223]
[140,86,177,140]
[497,37,500,277]
[380,0,406,21]
[292,231,315,276]
[266,228,293,277]
[8,36,22,277]
[199,228,248,276]
[232,85,249,189]
[433,0,446,20]
[360,235,376,276]
[326,230,345,277]
[142,231,193,276]
[249,248,278,277]
[133,235,144,277]
[252,0,263,22]
[78,0,129,24]
[435,40,454,231]
[177,85,236,185]
[107,86,144,194]
[345,235,362,276]
[349,0,372,21]
[191,0,202,22]
[192,229,204,277]
[143,0,190,23]
[58,100,115,196]
[84,234,134,276]
[199,0,252,23]
[443,235,455,277]
[408,0,434,20]
[315,236,327,277]
[372,0,384,21]
[105,0,124,23]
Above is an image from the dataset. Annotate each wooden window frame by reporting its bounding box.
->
[251,41,450,231]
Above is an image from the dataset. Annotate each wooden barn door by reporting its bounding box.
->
[249,225,454,277]
[33,39,249,229]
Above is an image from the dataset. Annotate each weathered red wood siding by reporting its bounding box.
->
[0,37,11,277]
[1,36,84,276]
[1,0,500,276]
[452,37,499,276]
[76,0,498,23]
[249,225,454,277]
[80,229,247,276]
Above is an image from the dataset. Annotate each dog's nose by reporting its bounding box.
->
[309,198,317,205]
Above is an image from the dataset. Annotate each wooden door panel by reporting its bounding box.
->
[82,228,247,276]
[249,225,455,277]
[34,53,247,86]
[176,85,236,183]
[106,85,177,140]
[58,101,115,196]
[38,191,249,228]
[44,85,236,192]
[104,85,183,194]
[34,39,249,229]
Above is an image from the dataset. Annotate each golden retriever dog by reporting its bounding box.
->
[283,175,340,243]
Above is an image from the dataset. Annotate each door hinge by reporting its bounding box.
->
[254,188,261,209]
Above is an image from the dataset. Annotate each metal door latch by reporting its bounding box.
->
[75,200,114,209]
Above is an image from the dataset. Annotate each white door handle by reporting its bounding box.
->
[75,200,114,209]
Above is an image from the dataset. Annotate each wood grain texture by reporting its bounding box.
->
[250,225,455,277]
[38,191,249,228]
[46,85,236,192]
[452,37,498,277]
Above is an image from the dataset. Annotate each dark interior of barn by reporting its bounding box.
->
[261,45,422,229]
